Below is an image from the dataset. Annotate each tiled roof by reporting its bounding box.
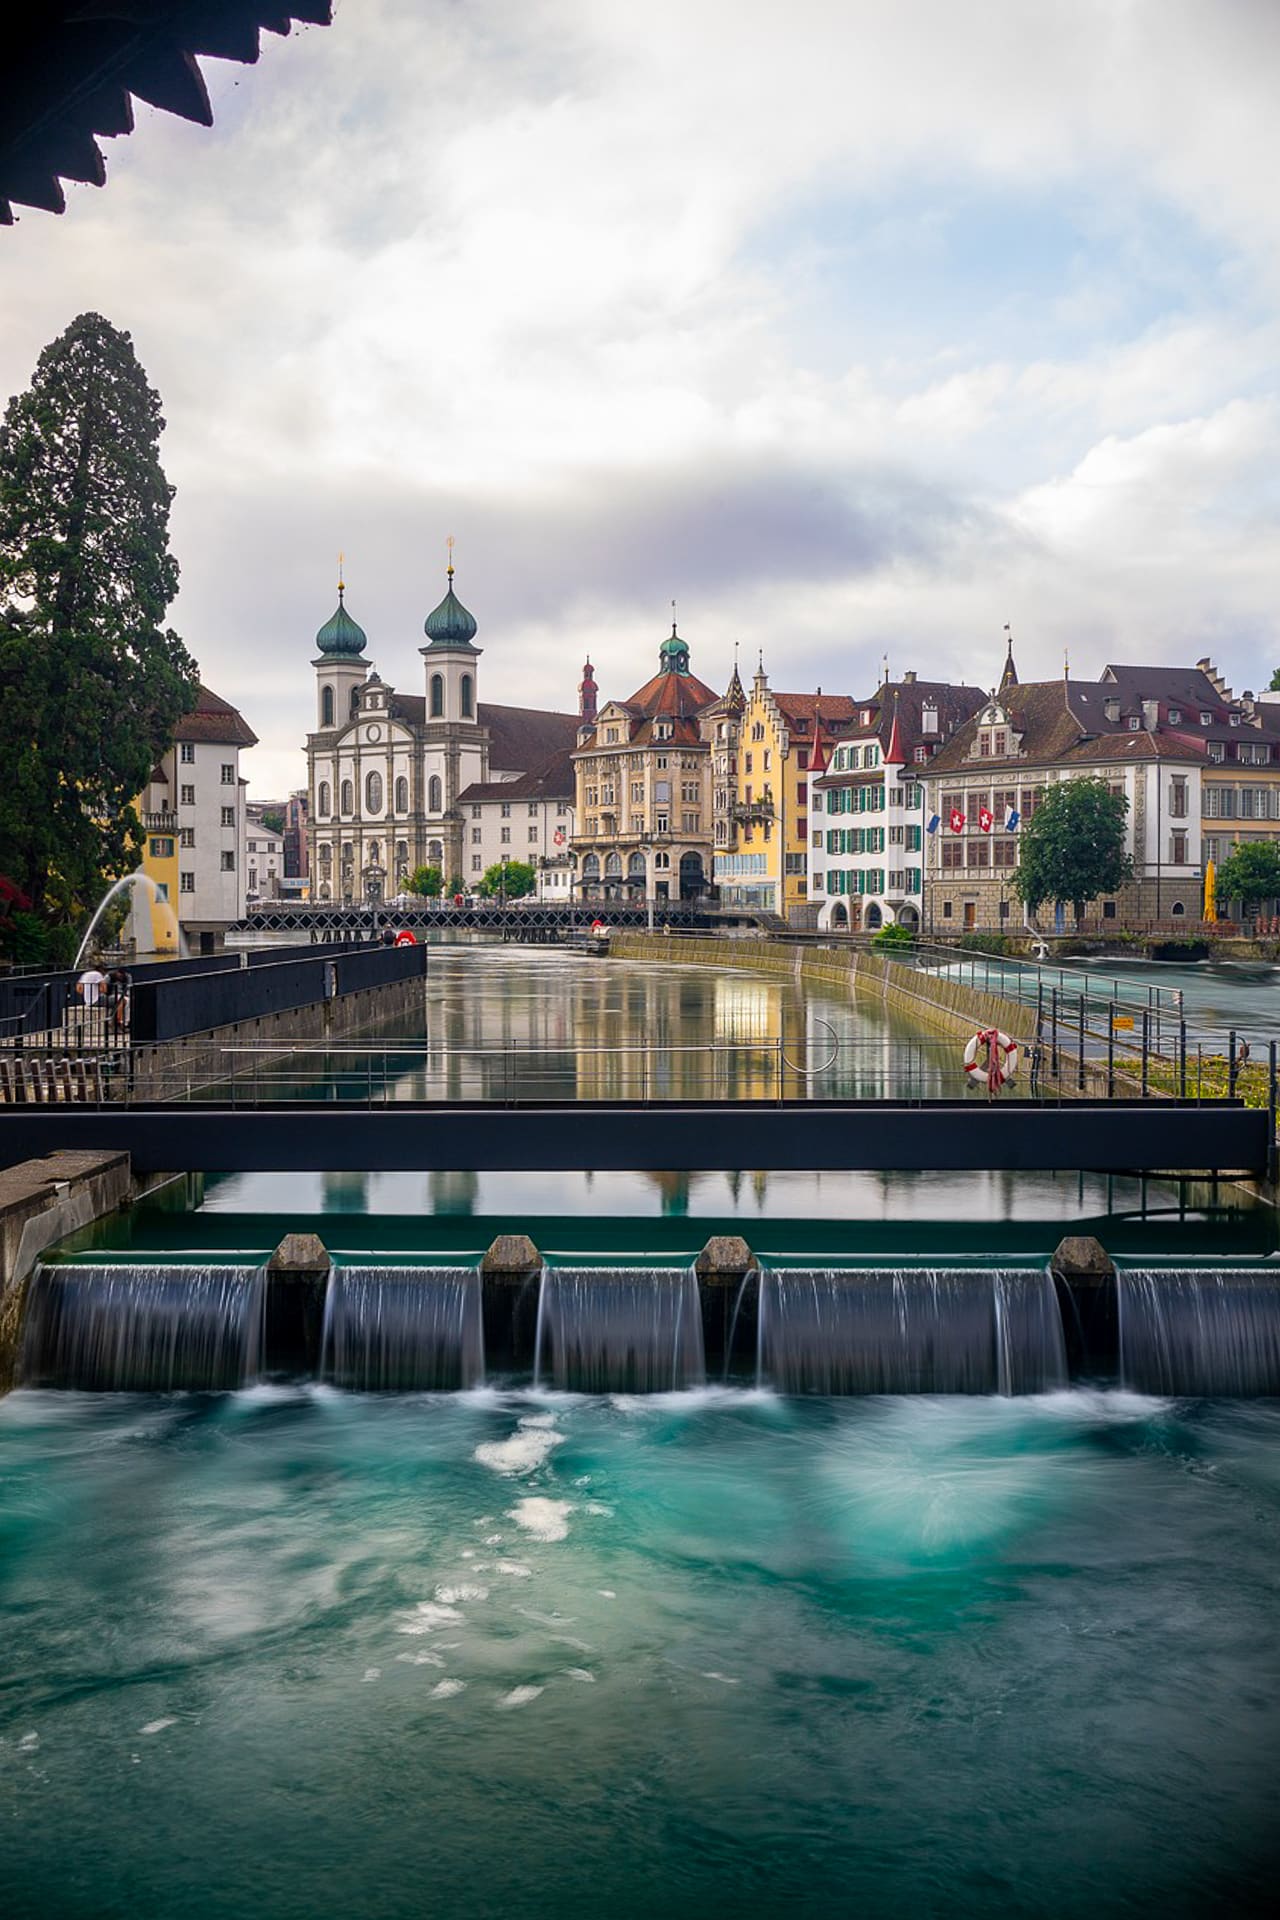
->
[924,677,1215,779]
[622,667,721,718]
[174,684,257,748]
[482,704,580,772]
[772,691,861,730]
[457,749,576,807]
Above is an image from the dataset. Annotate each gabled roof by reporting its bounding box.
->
[483,704,580,772]
[924,677,1210,778]
[174,684,257,748]
[622,666,720,718]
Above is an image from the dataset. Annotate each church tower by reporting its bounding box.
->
[313,574,368,731]
[420,546,485,885]
[579,657,598,726]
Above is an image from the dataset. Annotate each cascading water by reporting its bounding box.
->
[1116,1267,1280,1395]
[20,1264,265,1391]
[320,1268,485,1390]
[757,1267,1068,1395]
[534,1266,706,1393]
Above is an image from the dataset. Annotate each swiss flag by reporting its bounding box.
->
[948,807,965,833]
[978,806,994,834]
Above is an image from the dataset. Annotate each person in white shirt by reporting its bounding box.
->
[76,965,107,1008]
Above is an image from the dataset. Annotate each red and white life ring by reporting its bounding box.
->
[963,1028,1019,1093]
[394,930,417,947]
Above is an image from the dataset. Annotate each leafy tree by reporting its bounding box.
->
[871,921,914,951]
[1269,668,1280,693]
[0,312,198,924]
[1012,778,1133,920]
[407,864,442,897]
[478,858,536,899]
[446,875,465,899]
[1214,840,1280,912]
[259,807,286,835]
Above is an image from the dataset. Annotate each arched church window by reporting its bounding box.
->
[340,779,353,814]
[460,674,474,718]
[581,854,600,880]
[394,775,408,814]
[319,844,332,868]
[605,852,622,877]
[350,687,360,716]
[428,775,442,812]
[318,780,331,817]
[430,674,444,718]
[321,685,334,727]
[366,771,383,814]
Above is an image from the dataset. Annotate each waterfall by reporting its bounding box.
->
[1116,1268,1280,1396]
[534,1266,706,1393]
[758,1268,1068,1395]
[321,1268,485,1390]
[21,1264,265,1391]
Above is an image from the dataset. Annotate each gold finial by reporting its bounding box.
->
[447,533,455,581]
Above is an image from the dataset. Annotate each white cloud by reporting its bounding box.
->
[2,0,1279,794]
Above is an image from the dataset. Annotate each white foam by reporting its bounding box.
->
[496,1685,544,1710]
[396,1650,445,1667]
[435,1583,489,1605]
[139,1717,177,1735]
[563,1668,596,1683]
[520,1413,559,1430]
[597,1589,617,1600]
[702,1671,740,1686]
[398,1600,464,1636]
[510,1497,572,1541]
[516,1606,575,1627]
[18,1732,39,1751]
[361,1667,381,1683]
[475,1427,565,1475]
[430,1679,466,1699]
[495,1559,533,1578]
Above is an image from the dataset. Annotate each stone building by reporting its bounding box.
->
[456,751,576,895]
[921,652,1212,936]
[714,663,859,921]
[305,562,579,902]
[808,676,984,931]
[572,623,720,903]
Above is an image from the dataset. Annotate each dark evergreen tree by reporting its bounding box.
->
[1012,777,1133,920]
[0,312,198,926]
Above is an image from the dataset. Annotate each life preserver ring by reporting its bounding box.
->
[394,930,416,946]
[963,1028,1019,1093]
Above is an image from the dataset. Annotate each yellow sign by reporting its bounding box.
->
[1112,1015,1135,1031]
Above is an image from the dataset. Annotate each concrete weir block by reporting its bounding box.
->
[480,1235,543,1374]
[694,1235,759,1283]
[696,1235,759,1380]
[264,1234,331,1378]
[1050,1235,1119,1382]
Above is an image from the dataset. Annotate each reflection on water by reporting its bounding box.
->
[2,1390,1277,1918]
[226,945,1008,1105]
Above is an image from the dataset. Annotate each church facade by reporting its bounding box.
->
[305,564,579,902]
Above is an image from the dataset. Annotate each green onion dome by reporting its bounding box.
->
[423,565,479,647]
[315,586,367,657]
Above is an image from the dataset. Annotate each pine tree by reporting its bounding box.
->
[0,312,198,929]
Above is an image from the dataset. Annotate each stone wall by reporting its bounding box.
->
[0,1150,134,1390]
[609,934,1037,1045]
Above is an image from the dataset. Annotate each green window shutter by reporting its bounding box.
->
[827,829,838,854]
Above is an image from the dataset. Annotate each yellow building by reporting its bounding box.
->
[715,663,858,921]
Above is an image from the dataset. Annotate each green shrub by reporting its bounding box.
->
[957,932,1008,956]
[872,922,914,951]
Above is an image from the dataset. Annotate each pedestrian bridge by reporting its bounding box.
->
[2,1097,1268,1177]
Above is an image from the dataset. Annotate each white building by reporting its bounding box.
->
[245,822,285,901]
[306,560,579,902]
[456,751,576,895]
[137,684,256,952]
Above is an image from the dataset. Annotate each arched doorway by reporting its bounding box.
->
[627,851,647,896]
[897,903,920,932]
[580,853,600,897]
[865,902,882,929]
[679,851,704,900]
[829,901,849,929]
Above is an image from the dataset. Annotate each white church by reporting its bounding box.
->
[305,559,580,901]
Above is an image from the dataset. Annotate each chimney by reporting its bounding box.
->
[1142,699,1159,731]
[902,670,917,684]
[1103,696,1120,723]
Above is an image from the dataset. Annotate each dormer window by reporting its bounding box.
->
[1200,712,1213,726]
[913,745,929,764]
[922,704,938,735]
[1208,742,1225,764]
[979,732,991,757]
[1126,714,1140,730]
[1168,708,1181,724]
[1229,712,1241,726]
[994,730,1007,756]
[861,709,873,726]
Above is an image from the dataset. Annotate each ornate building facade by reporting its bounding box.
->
[572,623,720,902]
[305,563,579,902]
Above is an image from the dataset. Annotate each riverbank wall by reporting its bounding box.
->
[609,933,1038,1048]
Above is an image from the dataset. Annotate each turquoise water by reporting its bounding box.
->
[2,1387,1278,1918]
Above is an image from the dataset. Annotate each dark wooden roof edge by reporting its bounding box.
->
[2,4,332,225]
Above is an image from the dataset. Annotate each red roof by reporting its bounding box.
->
[174,684,257,748]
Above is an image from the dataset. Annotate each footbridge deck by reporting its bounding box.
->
[0,1098,1267,1176]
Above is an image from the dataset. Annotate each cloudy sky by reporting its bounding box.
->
[5,0,1280,796]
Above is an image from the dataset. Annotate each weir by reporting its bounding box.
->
[15,1241,1280,1396]
[534,1266,705,1393]
[20,1263,265,1391]
[320,1267,485,1391]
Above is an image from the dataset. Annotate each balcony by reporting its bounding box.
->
[142,810,178,832]
[732,791,776,825]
